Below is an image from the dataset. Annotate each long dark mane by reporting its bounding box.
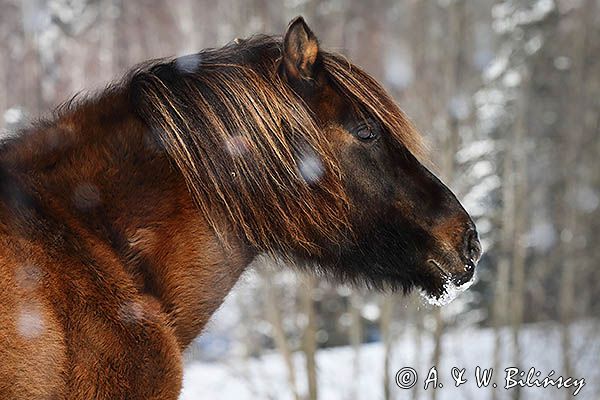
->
[129,35,424,254]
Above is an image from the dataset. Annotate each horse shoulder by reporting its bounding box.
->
[0,216,183,399]
[0,233,67,399]
[59,230,185,400]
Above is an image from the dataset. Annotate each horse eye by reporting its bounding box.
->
[355,125,378,141]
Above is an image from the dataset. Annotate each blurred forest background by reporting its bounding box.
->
[1,0,599,399]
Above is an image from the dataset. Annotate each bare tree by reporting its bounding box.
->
[260,262,301,400]
[559,1,595,393]
[301,273,318,400]
[348,291,362,400]
[380,294,395,400]
[431,2,469,399]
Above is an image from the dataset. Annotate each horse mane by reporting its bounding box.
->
[321,53,426,160]
[128,35,424,254]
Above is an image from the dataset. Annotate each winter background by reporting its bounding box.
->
[1,0,599,399]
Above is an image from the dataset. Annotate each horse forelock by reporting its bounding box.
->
[129,35,424,255]
[321,53,427,161]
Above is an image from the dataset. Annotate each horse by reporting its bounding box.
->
[0,16,481,399]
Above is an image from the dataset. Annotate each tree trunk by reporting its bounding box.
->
[558,1,593,395]
[380,295,395,400]
[348,292,362,400]
[431,3,467,398]
[412,298,423,400]
[261,264,300,400]
[509,75,530,400]
[301,273,318,400]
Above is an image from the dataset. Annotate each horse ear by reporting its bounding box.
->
[281,16,320,81]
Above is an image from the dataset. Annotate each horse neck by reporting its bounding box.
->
[2,89,255,347]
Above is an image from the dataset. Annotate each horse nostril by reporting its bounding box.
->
[463,228,482,265]
[464,261,475,273]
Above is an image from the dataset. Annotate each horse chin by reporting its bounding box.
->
[416,264,477,307]
[310,253,475,306]
[352,259,476,305]
[307,217,476,302]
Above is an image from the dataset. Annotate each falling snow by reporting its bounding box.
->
[175,54,203,74]
[448,95,471,121]
[15,263,43,292]
[225,135,250,157]
[526,221,557,252]
[17,302,45,340]
[384,47,414,90]
[553,56,572,71]
[297,150,324,185]
[3,107,24,125]
[118,301,145,324]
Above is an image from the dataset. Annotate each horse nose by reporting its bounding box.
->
[463,227,482,268]
[451,227,481,286]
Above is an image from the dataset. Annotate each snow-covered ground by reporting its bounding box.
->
[180,320,599,400]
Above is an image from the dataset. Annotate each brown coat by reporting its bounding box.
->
[0,18,479,399]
